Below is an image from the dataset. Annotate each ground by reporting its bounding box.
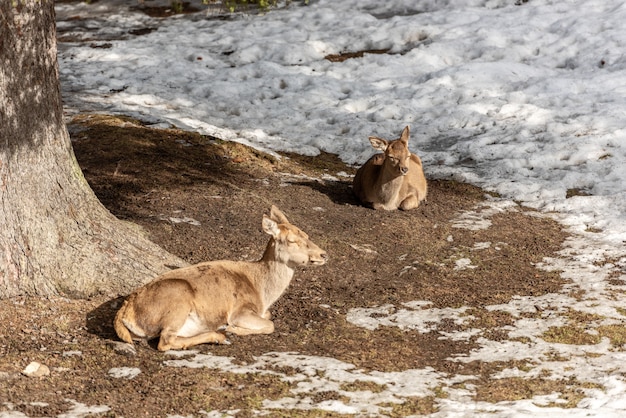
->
[0,114,578,417]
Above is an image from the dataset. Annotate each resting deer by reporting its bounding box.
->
[353,126,427,210]
[114,205,327,351]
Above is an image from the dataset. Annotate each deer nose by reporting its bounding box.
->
[310,251,328,265]
[400,166,409,175]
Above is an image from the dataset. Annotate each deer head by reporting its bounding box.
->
[368,126,412,177]
[262,205,327,267]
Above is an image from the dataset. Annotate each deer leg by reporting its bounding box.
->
[399,195,419,210]
[226,309,275,336]
[372,202,388,210]
[155,304,228,351]
[157,330,228,351]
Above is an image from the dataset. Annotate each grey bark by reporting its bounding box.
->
[0,0,185,298]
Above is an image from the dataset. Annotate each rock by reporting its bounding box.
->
[107,340,137,356]
[22,361,50,377]
[108,367,141,379]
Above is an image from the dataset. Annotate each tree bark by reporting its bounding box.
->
[0,1,185,298]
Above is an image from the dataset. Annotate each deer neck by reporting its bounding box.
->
[376,163,404,197]
[257,239,296,309]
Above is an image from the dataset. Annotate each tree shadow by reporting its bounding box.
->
[71,115,281,218]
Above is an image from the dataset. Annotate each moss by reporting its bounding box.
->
[380,396,438,417]
[475,377,603,408]
[597,324,626,348]
[542,326,602,345]
[340,380,387,393]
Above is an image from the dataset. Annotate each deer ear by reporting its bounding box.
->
[262,215,281,238]
[369,136,388,152]
[400,126,410,144]
[269,205,290,224]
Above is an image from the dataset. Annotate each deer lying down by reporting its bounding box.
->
[353,126,427,211]
[114,205,327,351]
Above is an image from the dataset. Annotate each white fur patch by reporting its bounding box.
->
[177,311,206,337]
[124,320,147,338]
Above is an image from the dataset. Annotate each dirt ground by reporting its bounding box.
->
[0,114,573,416]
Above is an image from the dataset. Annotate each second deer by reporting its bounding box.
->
[114,205,327,351]
[353,126,427,210]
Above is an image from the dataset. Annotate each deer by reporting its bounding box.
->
[352,126,427,211]
[113,205,327,351]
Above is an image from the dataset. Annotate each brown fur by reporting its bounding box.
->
[353,126,427,210]
[113,206,327,351]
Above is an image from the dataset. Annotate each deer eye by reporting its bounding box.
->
[388,157,398,163]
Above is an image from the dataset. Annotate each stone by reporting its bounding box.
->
[22,361,50,378]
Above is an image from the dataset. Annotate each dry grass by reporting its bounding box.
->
[475,377,603,408]
[0,113,597,417]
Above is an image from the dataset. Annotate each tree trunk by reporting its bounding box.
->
[0,1,185,298]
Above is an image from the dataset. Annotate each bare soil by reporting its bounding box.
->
[0,114,569,416]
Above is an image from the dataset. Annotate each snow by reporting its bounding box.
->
[54,0,626,416]
[107,367,142,379]
[164,350,444,416]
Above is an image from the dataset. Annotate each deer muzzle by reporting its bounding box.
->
[310,251,328,265]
